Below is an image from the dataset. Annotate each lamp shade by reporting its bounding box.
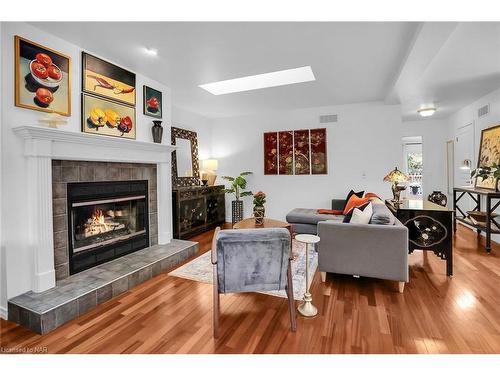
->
[202,159,218,171]
[383,167,408,183]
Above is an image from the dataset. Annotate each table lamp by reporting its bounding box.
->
[202,159,218,186]
[383,167,409,203]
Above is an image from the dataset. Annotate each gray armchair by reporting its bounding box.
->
[211,227,296,338]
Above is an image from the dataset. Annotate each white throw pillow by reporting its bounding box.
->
[349,202,373,224]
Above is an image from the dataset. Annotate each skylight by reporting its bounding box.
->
[199,66,315,95]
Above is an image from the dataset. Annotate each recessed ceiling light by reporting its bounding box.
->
[199,66,315,95]
[417,106,437,117]
[144,47,158,56]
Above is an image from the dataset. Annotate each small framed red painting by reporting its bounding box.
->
[294,129,310,175]
[310,128,327,174]
[263,132,278,175]
[279,131,294,175]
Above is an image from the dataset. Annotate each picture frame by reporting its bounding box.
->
[263,128,328,176]
[15,35,71,116]
[263,132,278,175]
[278,131,293,175]
[143,85,163,119]
[310,128,328,174]
[82,52,136,106]
[81,93,136,140]
[475,124,500,190]
[294,129,311,175]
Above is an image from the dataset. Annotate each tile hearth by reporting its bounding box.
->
[8,239,198,334]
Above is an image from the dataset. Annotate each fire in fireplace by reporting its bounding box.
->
[67,180,149,275]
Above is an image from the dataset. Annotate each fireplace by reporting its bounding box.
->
[68,180,149,275]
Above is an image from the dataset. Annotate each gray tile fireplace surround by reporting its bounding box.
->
[52,160,160,280]
[8,239,198,334]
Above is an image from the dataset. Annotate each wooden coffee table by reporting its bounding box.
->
[233,217,292,234]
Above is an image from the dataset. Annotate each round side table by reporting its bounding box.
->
[295,234,320,317]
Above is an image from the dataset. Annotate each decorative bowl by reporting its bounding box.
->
[29,60,62,88]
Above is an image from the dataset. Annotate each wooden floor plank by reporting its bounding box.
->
[1,223,500,354]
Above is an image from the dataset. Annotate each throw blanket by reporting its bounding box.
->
[317,209,343,215]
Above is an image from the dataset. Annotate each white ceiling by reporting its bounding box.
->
[387,22,500,120]
[31,22,500,120]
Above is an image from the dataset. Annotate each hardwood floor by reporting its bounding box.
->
[1,223,500,354]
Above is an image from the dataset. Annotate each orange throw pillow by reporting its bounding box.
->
[343,195,370,215]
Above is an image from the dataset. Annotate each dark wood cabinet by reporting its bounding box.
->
[386,199,453,276]
[172,185,226,239]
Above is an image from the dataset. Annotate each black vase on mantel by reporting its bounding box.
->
[151,120,163,143]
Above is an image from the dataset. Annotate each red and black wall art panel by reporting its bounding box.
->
[263,128,327,176]
[310,128,327,174]
[263,132,278,175]
[278,131,294,175]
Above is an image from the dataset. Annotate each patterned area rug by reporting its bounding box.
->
[169,240,318,300]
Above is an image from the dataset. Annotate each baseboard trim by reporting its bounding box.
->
[0,305,7,320]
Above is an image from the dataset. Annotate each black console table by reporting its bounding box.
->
[453,187,500,253]
[386,199,453,276]
[172,185,226,239]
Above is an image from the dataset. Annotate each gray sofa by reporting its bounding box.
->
[287,198,409,292]
[286,199,347,234]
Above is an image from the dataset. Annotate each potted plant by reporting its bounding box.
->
[471,163,500,191]
[253,191,267,225]
[222,172,253,224]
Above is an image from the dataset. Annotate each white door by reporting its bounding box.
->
[446,140,454,195]
[454,123,475,212]
[455,123,474,187]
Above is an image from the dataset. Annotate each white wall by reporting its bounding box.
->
[447,87,500,243]
[401,119,450,199]
[0,23,6,320]
[210,102,404,221]
[0,22,172,313]
[172,106,212,161]
[448,87,500,160]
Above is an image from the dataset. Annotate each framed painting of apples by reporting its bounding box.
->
[143,85,162,119]
[82,94,136,139]
[15,35,71,116]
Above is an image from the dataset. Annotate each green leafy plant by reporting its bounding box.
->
[253,191,266,207]
[471,163,500,181]
[222,172,253,201]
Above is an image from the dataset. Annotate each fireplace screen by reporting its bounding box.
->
[71,195,147,253]
[67,180,150,275]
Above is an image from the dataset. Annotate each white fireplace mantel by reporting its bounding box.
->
[13,125,176,164]
[13,125,177,293]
